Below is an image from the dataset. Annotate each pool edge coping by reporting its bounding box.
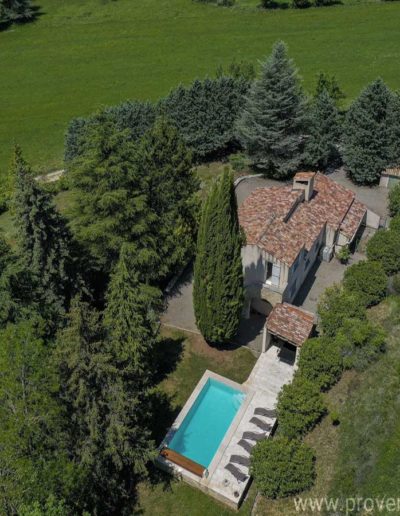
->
[157,369,254,483]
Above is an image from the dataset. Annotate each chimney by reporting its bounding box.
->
[293,172,315,202]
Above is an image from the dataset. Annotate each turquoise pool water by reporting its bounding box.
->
[168,378,246,468]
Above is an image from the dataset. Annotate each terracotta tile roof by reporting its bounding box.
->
[266,302,314,347]
[238,173,367,266]
[340,199,366,240]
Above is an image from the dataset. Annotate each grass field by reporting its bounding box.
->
[1,0,400,177]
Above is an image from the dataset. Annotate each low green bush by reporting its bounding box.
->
[298,337,343,391]
[329,410,340,426]
[277,375,327,439]
[251,437,315,498]
[317,284,366,337]
[343,260,387,307]
[335,318,386,370]
[366,229,400,275]
[392,273,400,294]
[336,245,351,264]
[388,183,400,217]
[389,214,400,232]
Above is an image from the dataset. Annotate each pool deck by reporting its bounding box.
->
[157,344,296,509]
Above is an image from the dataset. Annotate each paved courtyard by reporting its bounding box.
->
[294,252,365,314]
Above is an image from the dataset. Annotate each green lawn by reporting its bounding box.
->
[1,0,400,176]
[137,327,257,515]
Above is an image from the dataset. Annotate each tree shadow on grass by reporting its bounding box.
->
[152,334,185,385]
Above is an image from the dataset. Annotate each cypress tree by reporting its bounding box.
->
[343,79,394,184]
[236,41,308,178]
[305,88,341,170]
[157,76,249,159]
[193,169,243,344]
[13,146,77,320]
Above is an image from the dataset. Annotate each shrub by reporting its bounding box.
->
[298,337,343,391]
[335,318,386,370]
[388,183,400,216]
[229,152,250,172]
[277,376,327,439]
[317,284,366,337]
[292,0,311,7]
[251,437,315,498]
[343,260,387,307]
[336,245,350,264]
[389,214,400,232]
[366,229,400,275]
[329,410,340,426]
[392,273,400,294]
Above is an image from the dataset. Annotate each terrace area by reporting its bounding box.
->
[157,343,296,508]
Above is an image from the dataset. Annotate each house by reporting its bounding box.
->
[239,172,380,316]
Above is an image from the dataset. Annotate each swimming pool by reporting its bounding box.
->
[168,378,246,468]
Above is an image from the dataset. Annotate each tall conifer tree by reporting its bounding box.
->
[104,243,161,382]
[56,293,155,513]
[305,88,341,170]
[13,146,77,320]
[343,79,394,184]
[134,118,198,281]
[193,169,243,344]
[236,41,308,178]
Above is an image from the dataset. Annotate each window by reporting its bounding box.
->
[265,262,280,286]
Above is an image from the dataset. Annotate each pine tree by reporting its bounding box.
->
[134,117,199,280]
[236,41,308,178]
[305,88,341,170]
[0,320,73,513]
[56,296,155,513]
[193,169,243,344]
[387,91,400,167]
[0,0,35,24]
[314,72,345,107]
[13,146,77,320]
[68,115,152,275]
[104,243,162,382]
[343,79,394,184]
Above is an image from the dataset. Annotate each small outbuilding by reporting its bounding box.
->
[263,302,314,362]
[380,167,400,189]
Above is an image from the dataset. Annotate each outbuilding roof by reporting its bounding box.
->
[266,303,314,347]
